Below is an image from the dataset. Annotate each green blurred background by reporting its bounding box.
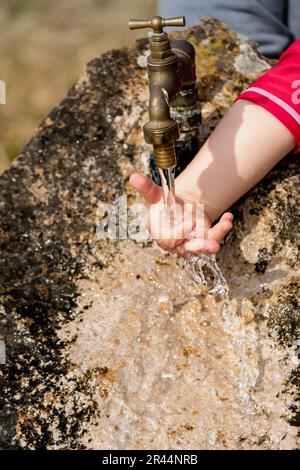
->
[0,0,156,172]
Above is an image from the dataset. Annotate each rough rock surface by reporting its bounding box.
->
[0,18,299,449]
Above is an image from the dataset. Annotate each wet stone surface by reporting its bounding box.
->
[0,18,299,449]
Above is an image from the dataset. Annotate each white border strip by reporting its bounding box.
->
[245,86,300,125]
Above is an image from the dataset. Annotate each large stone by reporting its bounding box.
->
[0,18,299,449]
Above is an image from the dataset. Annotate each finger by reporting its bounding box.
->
[208,214,233,242]
[129,173,162,204]
[155,238,182,252]
[176,237,220,255]
[171,214,195,241]
[148,201,195,242]
[222,212,234,222]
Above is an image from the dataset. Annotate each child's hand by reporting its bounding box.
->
[130,173,233,255]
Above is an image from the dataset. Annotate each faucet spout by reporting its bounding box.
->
[143,32,182,169]
[147,61,179,132]
[129,15,197,171]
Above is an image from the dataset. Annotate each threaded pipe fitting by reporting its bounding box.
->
[154,143,176,169]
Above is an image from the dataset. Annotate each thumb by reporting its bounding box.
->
[129,173,162,204]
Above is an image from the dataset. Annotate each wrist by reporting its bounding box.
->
[174,186,216,222]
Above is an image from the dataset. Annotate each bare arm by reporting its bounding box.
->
[175,99,296,221]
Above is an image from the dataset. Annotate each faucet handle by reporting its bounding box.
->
[129,15,185,34]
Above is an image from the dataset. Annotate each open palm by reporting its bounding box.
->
[130,173,233,255]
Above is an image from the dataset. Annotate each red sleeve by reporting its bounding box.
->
[237,38,300,151]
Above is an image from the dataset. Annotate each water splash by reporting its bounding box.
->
[178,254,229,298]
[158,166,228,299]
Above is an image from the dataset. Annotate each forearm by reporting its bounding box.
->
[175,100,295,221]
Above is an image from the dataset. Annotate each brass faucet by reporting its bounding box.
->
[129,15,197,170]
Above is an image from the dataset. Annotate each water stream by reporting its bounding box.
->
[158,165,228,299]
[158,167,176,208]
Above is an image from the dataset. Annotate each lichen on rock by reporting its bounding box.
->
[0,17,299,449]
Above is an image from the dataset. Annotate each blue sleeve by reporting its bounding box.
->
[287,0,300,42]
[158,0,294,58]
